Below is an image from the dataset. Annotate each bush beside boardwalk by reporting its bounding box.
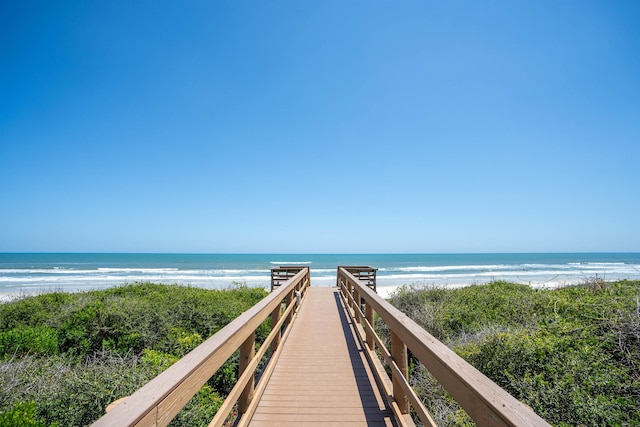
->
[383,279,640,426]
[1,280,639,426]
[0,282,268,426]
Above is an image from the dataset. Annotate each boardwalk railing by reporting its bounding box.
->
[338,266,550,427]
[271,265,307,291]
[341,265,377,291]
[92,267,310,427]
[93,265,550,427]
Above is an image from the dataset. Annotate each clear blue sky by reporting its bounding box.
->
[1,1,639,253]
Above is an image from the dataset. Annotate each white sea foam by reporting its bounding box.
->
[381,264,516,273]
[568,262,626,266]
[0,269,98,274]
[2,255,640,301]
[269,261,312,265]
[309,268,335,274]
[206,269,271,275]
[97,268,179,273]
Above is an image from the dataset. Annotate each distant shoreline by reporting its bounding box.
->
[0,275,632,304]
[2,252,640,301]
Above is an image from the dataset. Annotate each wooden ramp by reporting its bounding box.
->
[248,287,396,427]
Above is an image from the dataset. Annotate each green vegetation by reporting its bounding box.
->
[0,282,268,426]
[384,279,640,426]
[3,279,638,426]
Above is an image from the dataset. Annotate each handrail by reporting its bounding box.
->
[337,267,551,427]
[92,267,310,427]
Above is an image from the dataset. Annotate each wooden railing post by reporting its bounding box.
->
[365,302,374,351]
[270,303,282,352]
[343,274,349,301]
[391,331,409,414]
[353,288,361,324]
[285,289,294,324]
[238,332,255,413]
[348,281,354,309]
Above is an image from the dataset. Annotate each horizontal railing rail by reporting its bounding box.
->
[92,267,310,427]
[337,267,551,427]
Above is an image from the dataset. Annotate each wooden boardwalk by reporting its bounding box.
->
[93,267,551,427]
[248,287,396,427]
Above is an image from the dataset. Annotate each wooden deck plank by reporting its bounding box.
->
[247,287,396,426]
[251,413,389,421]
[254,400,385,409]
[254,406,386,415]
[249,421,394,427]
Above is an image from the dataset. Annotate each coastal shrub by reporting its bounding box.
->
[387,282,549,341]
[0,352,155,426]
[169,384,224,427]
[456,328,637,425]
[0,282,269,360]
[433,281,549,337]
[0,292,72,331]
[604,297,640,378]
[384,284,448,338]
[0,282,270,426]
[210,352,240,395]
[0,326,58,358]
[159,327,204,357]
[57,301,105,356]
[0,348,234,427]
[0,401,51,427]
[140,348,180,372]
[383,280,640,426]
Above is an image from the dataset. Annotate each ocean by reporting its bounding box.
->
[1,253,640,300]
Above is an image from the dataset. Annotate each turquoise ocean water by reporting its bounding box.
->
[1,253,640,300]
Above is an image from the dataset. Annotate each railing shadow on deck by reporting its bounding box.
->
[332,291,399,426]
[338,266,551,427]
[92,266,310,427]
